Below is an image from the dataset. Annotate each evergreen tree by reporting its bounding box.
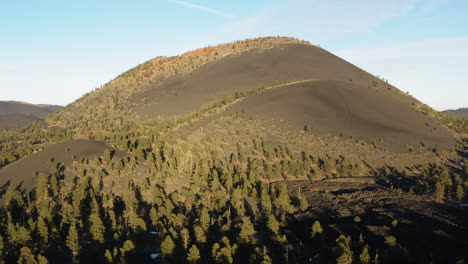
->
[335,235,353,264]
[275,183,293,212]
[298,193,309,211]
[17,247,37,264]
[161,236,175,258]
[311,220,323,239]
[89,213,105,243]
[434,182,445,202]
[8,223,31,246]
[36,254,48,264]
[105,249,113,263]
[36,217,49,248]
[267,214,280,235]
[187,244,201,263]
[121,240,135,257]
[359,246,370,264]
[66,224,80,258]
[238,217,255,243]
[194,225,206,243]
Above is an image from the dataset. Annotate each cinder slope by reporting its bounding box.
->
[0,101,52,118]
[0,114,41,129]
[0,101,63,129]
[227,80,455,152]
[131,43,413,120]
[0,139,125,193]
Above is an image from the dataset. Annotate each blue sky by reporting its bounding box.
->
[0,0,467,110]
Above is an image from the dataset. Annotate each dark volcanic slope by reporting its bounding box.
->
[443,107,468,117]
[0,139,126,193]
[0,114,41,129]
[227,80,455,152]
[0,101,52,118]
[0,101,63,129]
[131,44,413,120]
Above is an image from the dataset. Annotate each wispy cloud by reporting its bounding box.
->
[212,0,421,42]
[171,0,237,19]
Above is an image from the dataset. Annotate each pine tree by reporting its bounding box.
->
[36,254,48,264]
[8,223,32,246]
[359,246,370,264]
[260,255,273,264]
[199,207,210,231]
[267,215,280,234]
[161,236,175,258]
[335,235,353,264]
[298,193,309,211]
[89,213,105,243]
[36,217,49,248]
[66,224,80,257]
[194,225,206,243]
[434,182,445,202]
[121,240,135,257]
[187,244,201,263]
[212,237,236,264]
[105,249,113,263]
[17,247,37,264]
[274,183,292,212]
[311,220,323,239]
[238,217,255,243]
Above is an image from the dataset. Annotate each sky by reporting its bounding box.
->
[0,0,467,110]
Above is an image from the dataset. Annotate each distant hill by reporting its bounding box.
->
[443,107,468,117]
[0,101,62,129]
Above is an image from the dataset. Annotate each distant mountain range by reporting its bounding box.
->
[0,101,63,129]
[443,107,468,117]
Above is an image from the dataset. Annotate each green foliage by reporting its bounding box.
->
[90,212,105,243]
[8,223,31,246]
[311,220,323,239]
[298,192,309,211]
[238,217,256,243]
[105,249,113,263]
[66,224,80,256]
[335,235,353,264]
[212,237,237,264]
[17,247,37,264]
[161,236,176,258]
[187,244,201,263]
[36,254,48,264]
[359,246,371,264]
[385,236,397,247]
[121,240,135,257]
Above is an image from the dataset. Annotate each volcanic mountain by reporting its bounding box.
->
[48,37,457,166]
[0,37,466,263]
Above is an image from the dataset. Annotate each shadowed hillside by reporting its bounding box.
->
[444,107,468,117]
[0,139,126,193]
[0,101,62,129]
